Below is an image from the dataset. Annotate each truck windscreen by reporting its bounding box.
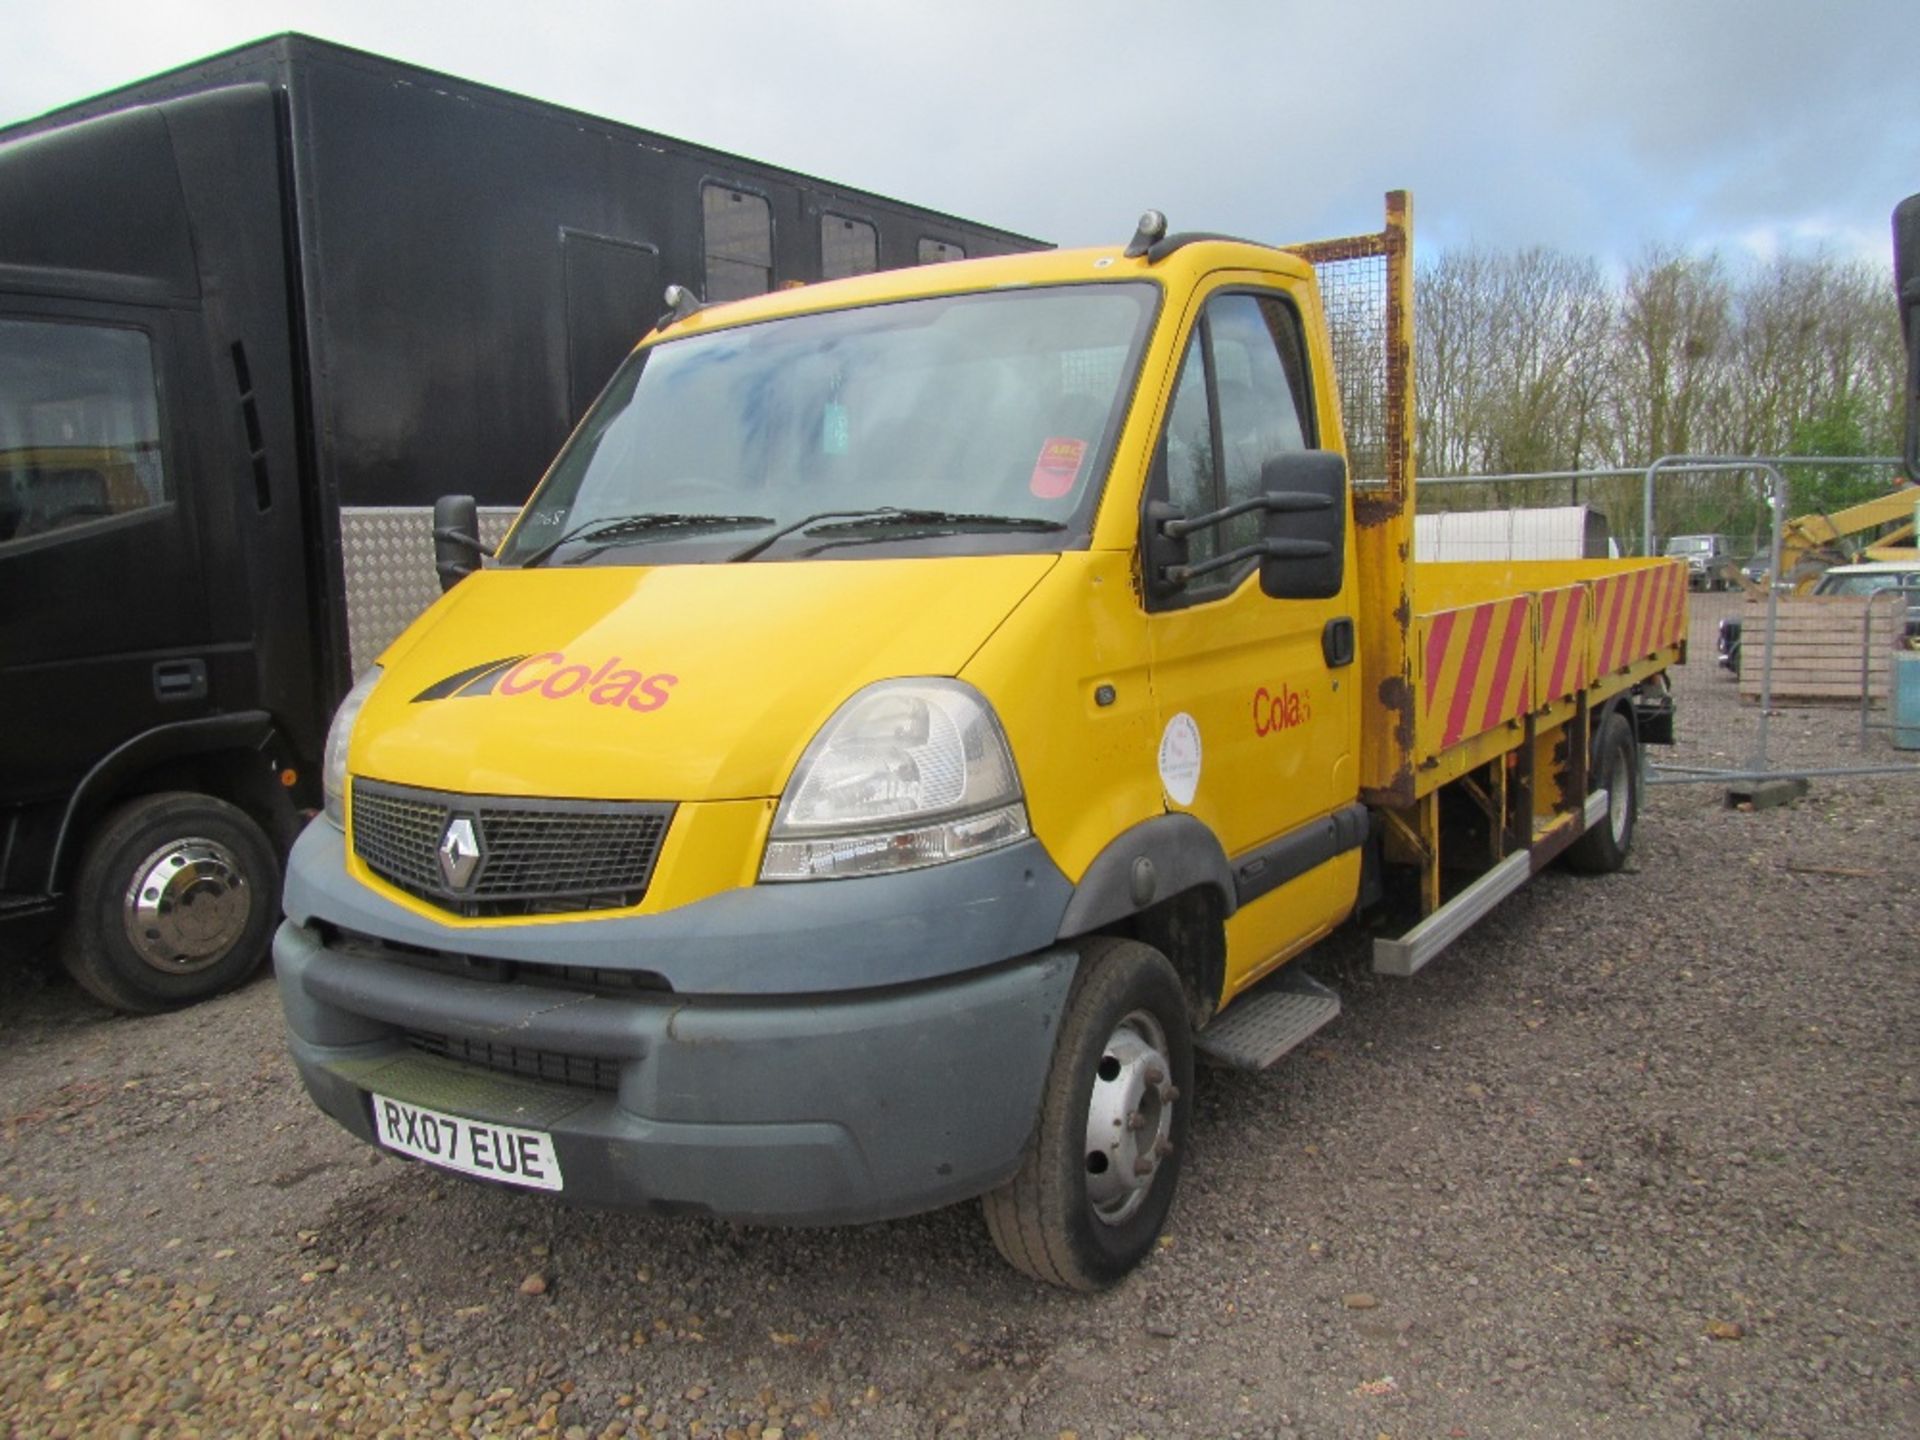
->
[498,282,1158,565]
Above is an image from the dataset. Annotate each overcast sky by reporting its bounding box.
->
[5,0,1913,276]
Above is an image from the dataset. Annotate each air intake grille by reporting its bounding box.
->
[351,779,673,917]
[404,1030,622,1093]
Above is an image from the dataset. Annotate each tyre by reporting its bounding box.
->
[61,791,280,1014]
[982,935,1193,1290]
[1564,710,1638,875]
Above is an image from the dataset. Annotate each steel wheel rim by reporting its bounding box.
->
[1608,747,1632,845]
[122,837,252,974]
[1083,1008,1176,1226]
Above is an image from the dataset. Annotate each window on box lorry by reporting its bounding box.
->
[562,231,662,424]
[0,319,168,547]
[917,237,965,265]
[821,214,879,280]
[703,185,773,302]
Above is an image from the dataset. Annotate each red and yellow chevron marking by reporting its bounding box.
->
[1590,560,1687,676]
[1419,594,1534,757]
[1532,584,1590,707]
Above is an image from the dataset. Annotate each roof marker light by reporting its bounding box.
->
[659,284,705,327]
[1125,210,1168,259]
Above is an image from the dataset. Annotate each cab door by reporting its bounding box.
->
[0,304,212,807]
[1141,282,1359,995]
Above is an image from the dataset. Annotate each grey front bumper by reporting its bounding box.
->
[277,924,1075,1223]
[273,819,1081,1225]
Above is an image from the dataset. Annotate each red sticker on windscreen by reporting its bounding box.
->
[1029,437,1087,499]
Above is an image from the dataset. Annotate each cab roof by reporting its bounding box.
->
[644,238,1317,346]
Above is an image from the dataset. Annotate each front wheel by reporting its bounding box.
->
[982,935,1193,1290]
[61,792,280,1014]
[1564,710,1638,875]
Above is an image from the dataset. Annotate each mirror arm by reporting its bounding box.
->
[1162,489,1332,539]
[1167,537,1332,586]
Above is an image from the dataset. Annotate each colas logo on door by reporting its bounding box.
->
[1252,682,1311,736]
[413,654,678,713]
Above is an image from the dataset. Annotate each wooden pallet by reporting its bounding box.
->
[1739,595,1906,701]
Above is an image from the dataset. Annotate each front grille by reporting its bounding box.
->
[404,1030,622,1093]
[351,779,673,918]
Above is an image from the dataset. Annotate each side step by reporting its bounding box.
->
[1195,967,1341,1071]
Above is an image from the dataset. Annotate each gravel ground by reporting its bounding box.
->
[3,611,1916,1439]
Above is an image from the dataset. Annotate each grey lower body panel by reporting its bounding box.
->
[276,920,1077,1225]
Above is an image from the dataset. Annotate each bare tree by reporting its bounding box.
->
[1480,247,1614,475]
[1407,235,1902,541]
[1415,247,1496,477]
[1611,247,1732,464]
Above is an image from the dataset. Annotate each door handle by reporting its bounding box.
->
[153,659,208,702]
[1322,617,1356,668]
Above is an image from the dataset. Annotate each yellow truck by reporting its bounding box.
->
[274,194,1685,1289]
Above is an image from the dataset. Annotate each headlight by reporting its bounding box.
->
[321,667,383,829]
[760,679,1030,881]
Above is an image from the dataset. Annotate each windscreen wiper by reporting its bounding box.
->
[729,507,1066,563]
[518,512,773,568]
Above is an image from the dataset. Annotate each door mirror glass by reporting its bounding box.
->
[1259,450,1347,600]
[432,493,481,590]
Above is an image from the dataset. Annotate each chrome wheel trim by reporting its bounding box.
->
[122,838,252,974]
[1083,1008,1177,1226]
[1608,746,1633,845]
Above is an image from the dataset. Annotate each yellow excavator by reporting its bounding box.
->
[1767,484,1918,590]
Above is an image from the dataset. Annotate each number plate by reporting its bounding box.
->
[370,1092,564,1191]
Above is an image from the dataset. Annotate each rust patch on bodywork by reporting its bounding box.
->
[1362,673,1417,807]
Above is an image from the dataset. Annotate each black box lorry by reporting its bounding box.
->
[0,34,1039,1011]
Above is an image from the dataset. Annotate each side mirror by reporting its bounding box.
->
[1258,451,1347,601]
[432,494,482,592]
[1895,193,1920,482]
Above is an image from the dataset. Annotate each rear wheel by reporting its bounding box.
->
[982,935,1193,1290]
[61,792,279,1014]
[1565,711,1638,875]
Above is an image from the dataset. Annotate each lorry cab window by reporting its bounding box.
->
[498,282,1158,567]
[1152,292,1312,586]
[0,318,168,546]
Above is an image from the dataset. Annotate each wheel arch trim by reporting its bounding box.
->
[48,710,280,896]
[1056,812,1236,940]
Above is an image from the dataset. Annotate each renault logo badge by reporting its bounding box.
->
[438,816,482,890]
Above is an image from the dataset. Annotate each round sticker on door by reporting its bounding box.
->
[1158,712,1202,807]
